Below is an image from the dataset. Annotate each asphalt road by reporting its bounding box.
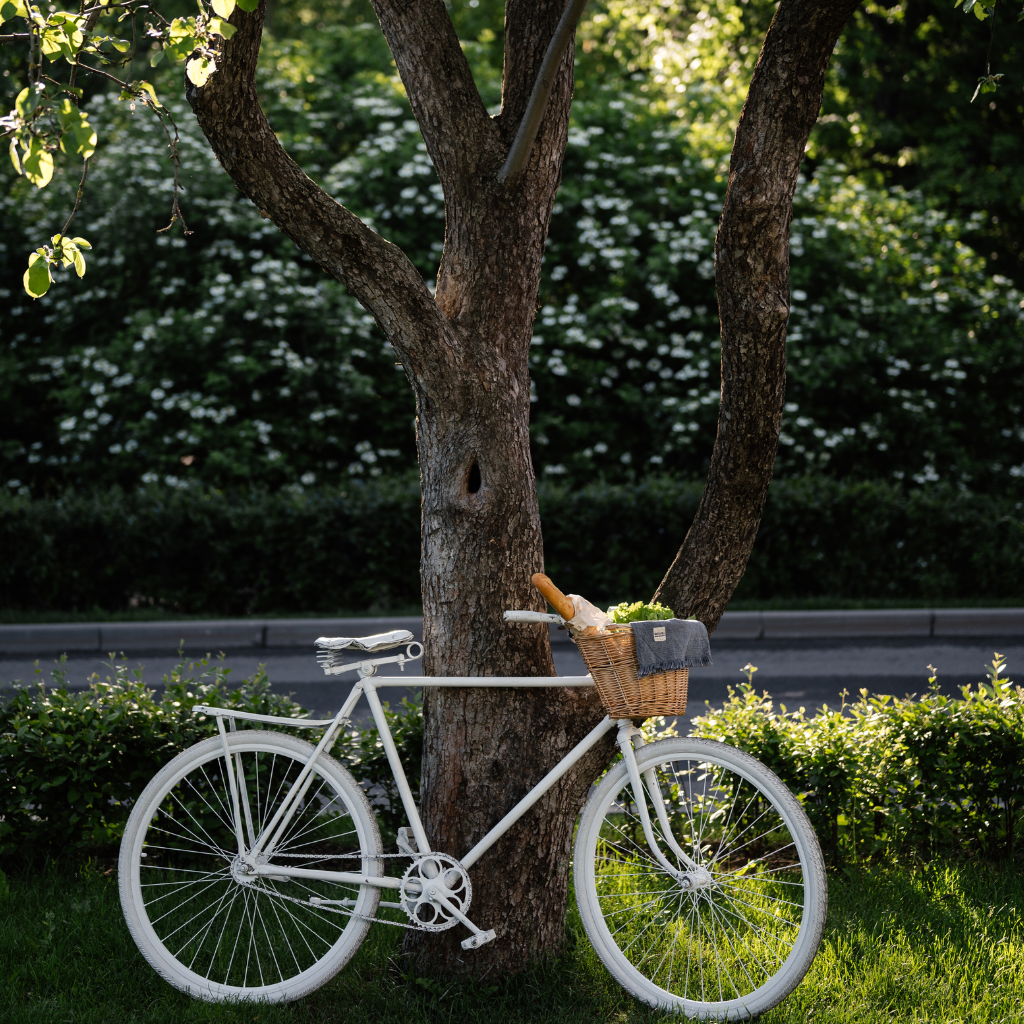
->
[3,628,1018,725]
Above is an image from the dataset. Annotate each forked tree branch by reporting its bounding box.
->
[186,0,449,370]
[654,0,862,630]
[370,0,500,189]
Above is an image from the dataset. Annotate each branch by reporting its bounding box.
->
[187,0,446,366]
[653,0,863,631]
[498,0,588,183]
[59,157,89,237]
[370,0,499,187]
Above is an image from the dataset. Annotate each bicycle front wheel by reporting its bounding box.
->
[575,737,826,1020]
[119,731,382,1002]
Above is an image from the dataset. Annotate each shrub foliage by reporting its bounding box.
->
[5,650,1020,865]
[689,658,1024,863]
[0,654,423,860]
[2,475,1024,614]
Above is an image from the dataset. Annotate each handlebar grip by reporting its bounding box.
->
[530,573,576,621]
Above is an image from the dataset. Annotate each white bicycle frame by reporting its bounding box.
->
[193,611,701,946]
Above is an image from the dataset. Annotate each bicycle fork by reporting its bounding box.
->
[615,721,712,890]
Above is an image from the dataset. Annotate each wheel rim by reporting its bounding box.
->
[131,741,375,996]
[585,746,815,1013]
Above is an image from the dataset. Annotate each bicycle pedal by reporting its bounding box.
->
[461,929,496,951]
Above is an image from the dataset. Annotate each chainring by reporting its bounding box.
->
[399,853,472,932]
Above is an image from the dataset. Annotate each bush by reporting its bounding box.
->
[0,654,310,859]
[688,657,1024,863]
[2,474,1023,615]
[0,654,423,861]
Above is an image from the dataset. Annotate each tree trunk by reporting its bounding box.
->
[187,0,862,981]
[188,0,614,976]
[654,0,862,631]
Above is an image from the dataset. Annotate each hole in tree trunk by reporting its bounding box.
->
[466,461,482,494]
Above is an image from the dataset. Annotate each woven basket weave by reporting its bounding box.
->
[573,626,689,719]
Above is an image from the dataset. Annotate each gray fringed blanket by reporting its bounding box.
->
[630,619,712,678]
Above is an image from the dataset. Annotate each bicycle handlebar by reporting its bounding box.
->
[503,610,565,624]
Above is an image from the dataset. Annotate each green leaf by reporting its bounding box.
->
[71,237,91,249]
[186,56,216,87]
[15,86,39,120]
[9,136,22,175]
[149,47,165,67]
[135,80,160,108]
[0,0,27,25]
[24,253,52,298]
[210,0,235,17]
[21,137,54,188]
[165,17,199,62]
[68,122,97,160]
[72,248,86,278]
[235,0,259,12]
[208,16,236,38]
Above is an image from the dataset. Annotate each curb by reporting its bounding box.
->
[2,609,1024,655]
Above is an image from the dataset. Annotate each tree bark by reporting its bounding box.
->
[654,0,862,631]
[187,0,613,976]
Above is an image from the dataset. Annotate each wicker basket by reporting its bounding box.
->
[573,625,689,719]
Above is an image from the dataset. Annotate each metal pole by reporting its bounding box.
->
[497,0,590,183]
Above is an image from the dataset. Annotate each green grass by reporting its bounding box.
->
[1,861,1020,1023]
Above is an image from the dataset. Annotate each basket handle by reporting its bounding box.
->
[530,573,576,621]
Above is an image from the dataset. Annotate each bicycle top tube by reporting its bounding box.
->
[368,675,595,687]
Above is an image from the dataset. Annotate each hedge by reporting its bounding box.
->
[0,654,422,861]
[688,659,1024,863]
[1,475,1022,615]
[4,652,1020,864]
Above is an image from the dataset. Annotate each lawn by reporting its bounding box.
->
[1,861,1021,1023]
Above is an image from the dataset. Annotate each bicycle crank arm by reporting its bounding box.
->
[424,888,497,950]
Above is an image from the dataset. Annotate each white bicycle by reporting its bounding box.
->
[119,611,827,1020]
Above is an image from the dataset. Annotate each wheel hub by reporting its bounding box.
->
[230,853,285,886]
[677,865,714,891]
[399,853,472,931]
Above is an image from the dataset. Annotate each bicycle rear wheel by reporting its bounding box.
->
[574,737,826,1020]
[119,731,382,1002]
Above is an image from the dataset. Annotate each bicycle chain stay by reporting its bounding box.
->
[251,850,433,930]
[252,876,433,931]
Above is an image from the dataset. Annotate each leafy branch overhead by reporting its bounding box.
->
[0,0,254,296]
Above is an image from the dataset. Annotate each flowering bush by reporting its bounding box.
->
[1,6,1022,496]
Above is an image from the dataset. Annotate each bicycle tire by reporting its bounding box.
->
[119,731,382,1002]
[574,737,826,1020]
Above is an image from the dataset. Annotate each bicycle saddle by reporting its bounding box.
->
[314,629,414,653]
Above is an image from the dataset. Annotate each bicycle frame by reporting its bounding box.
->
[193,648,700,929]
